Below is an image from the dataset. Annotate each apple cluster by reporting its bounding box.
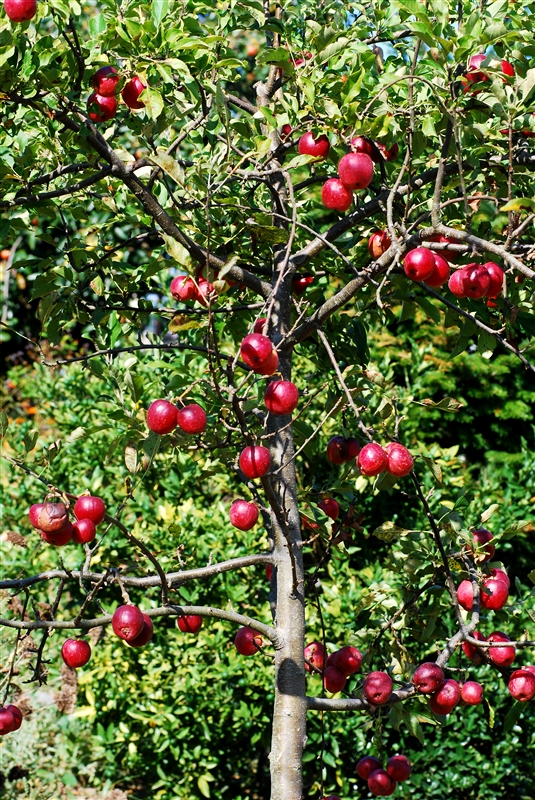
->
[448,262,504,300]
[463,53,515,93]
[305,641,363,692]
[356,752,412,797]
[147,399,207,435]
[170,273,216,306]
[28,494,106,547]
[326,437,414,479]
[403,244,505,301]
[87,66,146,123]
[111,605,154,648]
[0,704,23,737]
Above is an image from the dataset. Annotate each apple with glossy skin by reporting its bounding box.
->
[298,132,330,159]
[112,605,145,642]
[71,518,97,545]
[177,615,203,633]
[29,503,44,528]
[488,567,510,588]
[240,333,273,369]
[321,179,353,212]
[480,577,509,610]
[253,317,267,334]
[177,404,207,434]
[4,0,36,22]
[368,769,396,797]
[368,230,391,259]
[171,275,198,302]
[470,527,495,562]
[363,671,393,704]
[122,75,146,109]
[385,442,414,477]
[73,495,106,525]
[404,247,436,281]
[429,678,460,714]
[196,278,215,306]
[239,446,272,479]
[357,443,388,477]
[424,253,450,287]
[356,756,382,780]
[304,640,326,672]
[331,645,362,675]
[92,66,120,96]
[234,626,263,655]
[376,141,399,162]
[128,614,154,647]
[462,264,491,299]
[229,500,259,531]
[4,705,22,732]
[483,262,504,297]
[147,399,177,434]
[326,436,346,465]
[41,524,73,546]
[265,381,299,416]
[508,669,535,702]
[487,631,515,667]
[462,631,487,664]
[413,662,444,694]
[350,136,376,159]
[323,665,346,693]
[0,708,15,735]
[255,349,279,376]
[460,680,484,705]
[337,153,374,190]
[87,92,117,123]
[448,269,468,297]
[292,275,314,294]
[61,639,91,668]
[318,497,340,520]
[387,754,412,781]
[456,579,475,611]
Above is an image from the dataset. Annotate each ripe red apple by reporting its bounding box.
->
[4,705,22,732]
[176,404,207,434]
[255,349,279,376]
[229,500,259,531]
[280,124,292,139]
[171,275,198,302]
[147,399,177,434]
[234,626,263,656]
[461,264,491,299]
[488,567,510,588]
[253,317,267,334]
[483,262,504,297]
[362,671,393,705]
[87,92,118,123]
[3,0,36,22]
[73,495,106,525]
[457,579,475,611]
[460,680,484,705]
[0,708,15,735]
[386,754,412,781]
[356,756,382,780]
[240,333,273,369]
[377,141,399,162]
[368,230,391,259]
[239,446,271,479]
[265,563,273,581]
[111,605,145,642]
[326,436,346,465]
[29,503,44,528]
[424,253,451,287]
[448,268,468,298]
[122,75,146,109]
[40,524,73,546]
[323,665,346,693]
[127,614,154,647]
[429,678,460,715]
[195,278,215,306]
[331,645,362,675]
[298,132,330,159]
[177,615,203,633]
[264,381,299,416]
[413,662,445,694]
[357,443,388,477]
[321,179,353,212]
[292,275,314,294]
[470,527,495,562]
[384,442,414,477]
[508,669,535,702]
[403,247,436,281]
[61,639,91,668]
[462,631,487,664]
[71,518,97,545]
[368,769,396,797]
[480,577,508,611]
[487,631,515,667]
[318,498,340,520]
[337,153,374,190]
[304,641,326,672]
[91,66,120,96]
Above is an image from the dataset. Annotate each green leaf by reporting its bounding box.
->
[503,701,523,733]
[142,88,164,120]
[527,569,535,585]
[152,0,169,29]
[147,151,184,185]
[23,428,39,452]
[0,410,7,438]
[163,235,192,269]
[125,442,139,475]
[422,456,443,485]
[417,397,463,412]
[372,521,410,542]
[500,198,535,213]
[500,519,530,539]
[481,504,500,523]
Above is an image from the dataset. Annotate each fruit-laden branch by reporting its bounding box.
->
[0,167,113,210]
[431,225,535,281]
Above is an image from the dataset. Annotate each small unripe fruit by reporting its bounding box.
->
[404,247,436,281]
[363,671,393,705]
[387,754,412,781]
[337,152,374,191]
[73,495,106,525]
[304,641,327,672]
[321,179,353,212]
[368,768,396,796]
[264,381,299,416]
[384,442,414,477]
[147,399,177,434]
[331,645,362,676]
[239,446,272,479]
[487,631,515,667]
[112,605,145,642]
[229,500,259,531]
[356,755,382,780]
[317,498,340,520]
[323,665,346,693]
[61,639,91,668]
[413,662,444,694]
[357,443,388,477]
[127,614,154,647]
[176,404,207,434]
[240,334,273,370]
[234,626,263,656]
[460,680,484,705]
[298,132,330,159]
[429,679,461,715]
[177,615,203,633]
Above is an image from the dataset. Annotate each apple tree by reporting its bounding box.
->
[1,0,535,797]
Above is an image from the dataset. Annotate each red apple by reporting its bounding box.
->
[424,253,451,287]
[265,564,273,581]
[171,275,198,302]
[461,264,491,299]
[377,141,399,162]
[482,262,504,297]
[413,662,444,694]
[448,268,468,298]
[508,669,535,702]
[465,53,488,84]
[304,640,327,672]
[36,502,69,533]
[91,66,120,96]
[384,442,413,477]
[292,275,314,294]
[147,399,177,434]
[324,665,346,693]
[326,436,346,465]
[337,153,374,190]
[253,317,267,334]
[460,680,484,705]
[403,247,436,281]
[368,769,396,796]
[3,0,36,21]
[73,495,106,525]
[321,179,353,212]
[240,333,273,369]
[487,631,515,667]
[368,230,391,259]
[71,518,97,545]
[428,233,459,262]
[298,132,330,159]
[280,124,292,139]
[331,645,362,675]
[87,92,117,123]
[176,404,207,434]
[40,524,73,546]
[196,278,215,306]
[61,639,91,668]
[255,349,279,376]
[462,631,487,664]
[264,381,299,416]
[122,75,146,109]
[456,579,475,611]
[357,443,388,477]
[488,567,510,588]
[480,577,508,611]
[234,626,263,656]
[111,605,145,642]
[239,446,272,479]
[386,754,412,781]
[0,708,15,735]
[28,503,44,528]
[350,136,376,159]
[229,500,259,531]
[362,671,393,705]
[356,756,382,780]
[4,705,22,732]
[429,678,460,714]
[177,615,203,633]
[127,614,154,647]
[470,527,495,562]
[318,498,340,520]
